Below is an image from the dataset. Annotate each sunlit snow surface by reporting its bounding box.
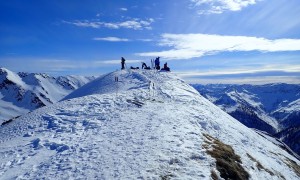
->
[0,70,299,179]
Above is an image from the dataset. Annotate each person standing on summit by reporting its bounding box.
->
[121,57,126,70]
[154,57,160,70]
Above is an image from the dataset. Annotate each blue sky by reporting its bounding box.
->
[1,0,300,84]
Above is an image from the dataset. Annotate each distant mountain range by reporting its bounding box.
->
[0,67,97,124]
[192,83,300,155]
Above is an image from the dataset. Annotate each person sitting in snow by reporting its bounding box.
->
[161,62,170,71]
[130,66,139,70]
[142,62,151,70]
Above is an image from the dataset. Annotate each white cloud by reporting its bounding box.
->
[120,7,128,11]
[184,76,300,84]
[177,64,300,84]
[93,37,129,42]
[0,58,101,74]
[136,33,300,60]
[119,20,142,30]
[177,64,300,77]
[191,0,259,14]
[93,37,155,42]
[103,23,119,29]
[63,18,154,30]
[64,20,102,28]
[0,57,143,75]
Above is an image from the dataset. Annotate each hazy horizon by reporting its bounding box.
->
[1,0,300,84]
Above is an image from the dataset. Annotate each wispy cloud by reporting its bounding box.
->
[92,37,154,42]
[178,64,300,77]
[191,0,260,14]
[0,58,124,75]
[177,64,300,84]
[93,37,129,42]
[185,76,300,85]
[63,18,154,30]
[137,33,300,60]
[120,7,128,11]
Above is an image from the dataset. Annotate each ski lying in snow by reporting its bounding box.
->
[126,99,144,107]
[141,98,164,103]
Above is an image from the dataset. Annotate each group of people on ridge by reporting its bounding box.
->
[120,57,170,71]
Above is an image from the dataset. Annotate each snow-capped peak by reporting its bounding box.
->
[0,67,96,124]
[0,67,29,89]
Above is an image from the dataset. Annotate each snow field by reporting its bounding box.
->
[0,70,299,179]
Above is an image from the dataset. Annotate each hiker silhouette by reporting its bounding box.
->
[154,57,160,70]
[121,57,126,70]
[161,62,170,71]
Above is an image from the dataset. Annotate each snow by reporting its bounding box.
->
[0,69,95,123]
[64,75,96,88]
[35,74,72,103]
[228,91,262,108]
[275,99,300,114]
[0,68,29,90]
[0,97,28,124]
[56,75,97,90]
[227,90,279,129]
[272,98,300,128]
[192,84,300,132]
[0,70,299,179]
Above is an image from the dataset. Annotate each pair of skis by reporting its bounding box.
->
[126,99,144,107]
[126,98,164,107]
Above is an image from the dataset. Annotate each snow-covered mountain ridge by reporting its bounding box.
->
[192,84,300,156]
[192,84,300,131]
[0,67,96,124]
[1,70,299,179]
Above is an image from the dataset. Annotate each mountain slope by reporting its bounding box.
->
[275,125,300,157]
[192,83,300,157]
[0,70,299,179]
[0,67,96,124]
[273,99,300,128]
[192,84,300,133]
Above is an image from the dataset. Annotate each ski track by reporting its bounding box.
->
[0,70,299,179]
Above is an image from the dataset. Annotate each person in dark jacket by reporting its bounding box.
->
[161,62,170,71]
[154,57,160,70]
[121,57,126,70]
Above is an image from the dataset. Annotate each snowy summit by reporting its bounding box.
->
[0,70,300,179]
